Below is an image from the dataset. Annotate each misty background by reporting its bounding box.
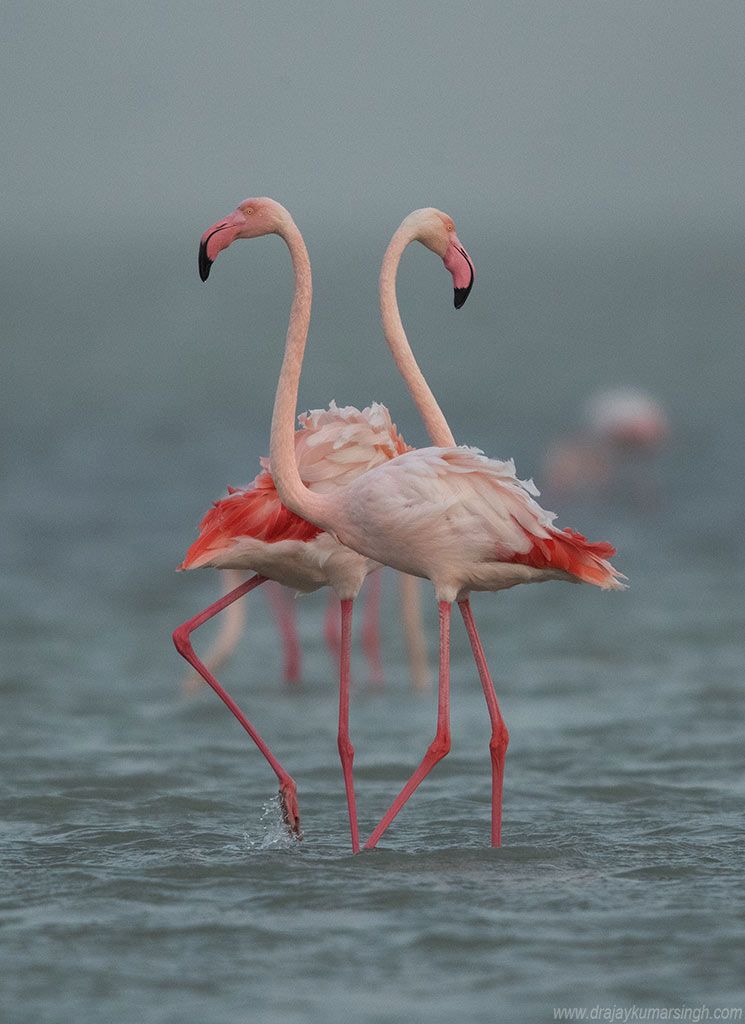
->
[3,1,743,450]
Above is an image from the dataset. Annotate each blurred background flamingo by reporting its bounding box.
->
[544,387,669,506]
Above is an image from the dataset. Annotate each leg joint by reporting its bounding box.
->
[428,730,451,761]
[337,736,355,762]
[489,723,509,754]
[172,625,192,657]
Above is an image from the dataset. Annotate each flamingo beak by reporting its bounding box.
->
[198,210,246,281]
[443,236,475,308]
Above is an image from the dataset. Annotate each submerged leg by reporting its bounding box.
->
[361,571,384,687]
[181,569,247,694]
[364,601,452,850]
[338,598,360,853]
[265,582,302,685]
[458,599,509,847]
[172,574,301,837]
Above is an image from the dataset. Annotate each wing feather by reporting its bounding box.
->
[181,401,410,569]
[355,447,625,590]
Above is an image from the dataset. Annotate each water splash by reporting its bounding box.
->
[242,796,300,852]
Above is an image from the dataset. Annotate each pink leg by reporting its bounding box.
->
[172,574,301,837]
[364,601,452,850]
[324,592,341,665]
[181,569,247,694]
[338,598,360,853]
[458,599,509,847]
[265,582,302,685]
[361,571,384,687]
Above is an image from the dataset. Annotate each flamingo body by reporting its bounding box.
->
[586,388,669,448]
[180,401,411,599]
[329,446,625,603]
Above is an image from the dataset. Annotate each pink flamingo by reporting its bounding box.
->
[247,198,625,850]
[181,220,442,696]
[586,388,669,448]
[172,202,468,848]
[544,388,669,499]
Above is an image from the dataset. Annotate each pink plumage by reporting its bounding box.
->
[586,388,669,448]
[181,470,322,567]
[332,445,625,602]
[180,401,411,576]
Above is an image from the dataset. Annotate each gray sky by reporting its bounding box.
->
[3,1,743,243]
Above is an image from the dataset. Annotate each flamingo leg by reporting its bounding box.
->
[361,571,384,686]
[364,601,452,850]
[265,582,302,685]
[338,598,360,853]
[324,593,341,664]
[172,574,301,837]
[458,599,509,847]
[181,569,247,694]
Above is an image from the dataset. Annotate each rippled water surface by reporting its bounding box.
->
[2,234,745,1022]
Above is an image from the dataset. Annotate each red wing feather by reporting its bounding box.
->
[511,524,619,587]
[180,471,321,569]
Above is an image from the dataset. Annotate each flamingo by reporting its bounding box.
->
[586,388,669,448]
[172,202,471,849]
[544,388,669,499]
[180,217,446,697]
[241,198,625,850]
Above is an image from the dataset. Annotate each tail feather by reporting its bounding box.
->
[512,524,626,590]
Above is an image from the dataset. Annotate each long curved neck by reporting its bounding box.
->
[379,225,456,448]
[268,221,336,529]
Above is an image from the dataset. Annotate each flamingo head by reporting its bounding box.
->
[198,197,291,281]
[406,208,475,308]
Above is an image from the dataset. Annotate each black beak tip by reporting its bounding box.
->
[453,245,475,309]
[198,241,212,282]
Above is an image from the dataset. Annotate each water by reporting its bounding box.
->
[2,228,744,1021]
